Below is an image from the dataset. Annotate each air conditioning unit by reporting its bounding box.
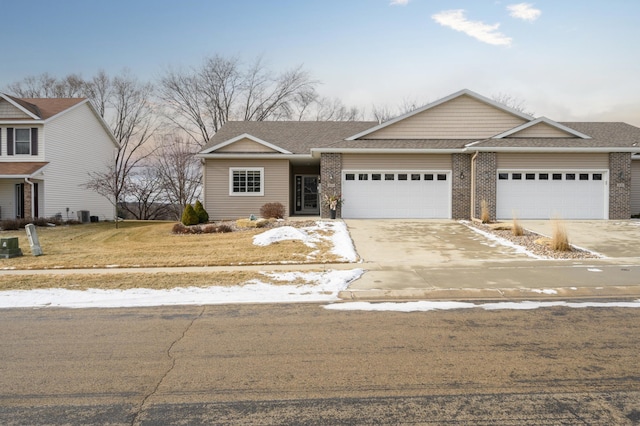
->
[77,210,90,223]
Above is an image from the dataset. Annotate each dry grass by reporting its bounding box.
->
[512,216,524,237]
[551,218,571,251]
[0,221,342,270]
[480,199,491,224]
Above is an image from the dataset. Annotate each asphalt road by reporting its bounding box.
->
[1,303,640,425]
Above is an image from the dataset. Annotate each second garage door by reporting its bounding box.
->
[341,171,451,219]
[497,170,608,219]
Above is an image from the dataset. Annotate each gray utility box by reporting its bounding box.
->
[77,210,90,223]
[0,237,23,259]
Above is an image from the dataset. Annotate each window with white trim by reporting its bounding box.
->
[229,168,264,196]
[15,129,31,155]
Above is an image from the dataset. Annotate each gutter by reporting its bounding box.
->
[311,148,466,158]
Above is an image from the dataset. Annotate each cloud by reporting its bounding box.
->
[390,0,409,5]
[507,3,542,21]
[432,9,512,46]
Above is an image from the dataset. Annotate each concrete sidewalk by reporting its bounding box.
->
[341,219,640,301]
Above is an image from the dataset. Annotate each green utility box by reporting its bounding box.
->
[0,237,23,259]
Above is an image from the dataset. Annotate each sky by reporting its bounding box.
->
[2,0,639,126]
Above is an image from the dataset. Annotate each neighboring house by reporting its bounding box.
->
[198,89,640,221]
[0,94,118,221]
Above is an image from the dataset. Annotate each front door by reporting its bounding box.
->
[295,175,319,214]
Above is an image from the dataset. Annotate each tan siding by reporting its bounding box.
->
[0,100,31,119]
[204,159,290,220]
[366,95,527,139]
[510,122,575,138]
[497,153,609,169]
[632,160,640,215]
[216,138,278,153]
[342,154,452,170]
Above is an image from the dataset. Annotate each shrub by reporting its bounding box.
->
[216,224,233,233]
[260,202,285,219]
[181,204,200,226]
[172,223,190,234]
[551,218,571,251]
[0,219,21,231]
[512,215,524,237]
[194,200,209,224]
[202,224,217,234]
[480,199,491,224]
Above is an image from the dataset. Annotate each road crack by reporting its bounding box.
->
[130,307,206,426]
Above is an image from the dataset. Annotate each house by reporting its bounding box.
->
[0,94,118,221]
[198,89,640,221]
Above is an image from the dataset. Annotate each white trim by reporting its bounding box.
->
[492,117,592,139]
[228,167,265,197]
[201,133,292,154]
[0,94,40,119]
[345,89,534,140]
[311,148,465,157]
[468,147,640,153]
[198,153,310,160]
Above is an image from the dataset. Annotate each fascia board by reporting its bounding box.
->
[466,147,640,153]
[196,153,309,160]
[310,148,466,158]
[493,117,592,139]
[345,89,534,141]
[0,94,40,119]
[0,120,45,125]
[201,133,292,154]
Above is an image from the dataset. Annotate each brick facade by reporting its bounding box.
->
[320,153,342,218]
[609,152,632,219]
[452,153,471,219]
[473,152,497,221]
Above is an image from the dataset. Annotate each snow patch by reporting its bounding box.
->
[253,226,313,247]
[325,299,640,312]
[531,289,558,295]
[0,269,364,309]
[588,268,603,272]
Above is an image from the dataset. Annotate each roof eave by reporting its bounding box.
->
[467,147,640,153]
[196,153,311,160]
[311,148,466,157]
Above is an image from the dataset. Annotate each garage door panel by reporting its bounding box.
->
[497,171,607,219]
[342,171,451,219]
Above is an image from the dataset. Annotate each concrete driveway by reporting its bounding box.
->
[342,219,640,301]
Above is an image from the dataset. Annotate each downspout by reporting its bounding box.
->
[470,151,478,221]
[24,177,35,219]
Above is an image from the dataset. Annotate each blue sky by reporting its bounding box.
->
[2,0,639,125]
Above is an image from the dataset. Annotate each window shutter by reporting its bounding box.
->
[7,128,13,156]
[31,128,38,156]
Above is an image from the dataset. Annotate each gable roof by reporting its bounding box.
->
[493,117,591,139]
[202,133,293,154]
[1,94,86,120]
[345,89,534,140]
[200,121,376,155]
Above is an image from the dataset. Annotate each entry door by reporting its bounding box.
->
[296,175,319,214]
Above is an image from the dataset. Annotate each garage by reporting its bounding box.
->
[496,170,608,219]
[341,171,451,218]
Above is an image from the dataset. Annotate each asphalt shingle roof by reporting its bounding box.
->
[2,95,86,120]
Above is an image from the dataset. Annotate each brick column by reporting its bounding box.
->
[473,152,497,221]
[452,153,471,219]
[23,183,33,219]
[320,153,342,218]
[609,152,631,219]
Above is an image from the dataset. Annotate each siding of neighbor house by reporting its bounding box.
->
[43,102,116,220]
[342,154,452,170]
[496,153,609,169]
[216,138,278,153]
[632,159,640,215]
[510,122,575,138]
[204,158,289,220]
[365,95,528,139]
[0,101,30,118]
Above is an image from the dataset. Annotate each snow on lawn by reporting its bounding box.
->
[0,269,363,309]
[324,299,640,312]
[253,221,358,262]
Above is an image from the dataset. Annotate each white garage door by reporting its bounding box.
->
[341,171,451,219]
[497,170,608,219]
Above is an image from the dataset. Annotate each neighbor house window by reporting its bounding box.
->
[15,129,31,155]
[229,168,263,196]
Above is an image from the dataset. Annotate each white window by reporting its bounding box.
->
[15,129,31,155]
[229,168,264,196]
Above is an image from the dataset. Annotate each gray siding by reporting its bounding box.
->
[366,95,527,139]
[632,159,640,215]
[511,123,575,138]
[342,154,452,170]
[204,158,290,220]
[497,153,609,169]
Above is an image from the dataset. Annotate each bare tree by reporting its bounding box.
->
[371,103,395,124]
[158,55,318,146]
[119,166,171,220]
[492,92,534,116]
[153,134,202,220]
[7,73,87,98]
[292,94,362,121]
